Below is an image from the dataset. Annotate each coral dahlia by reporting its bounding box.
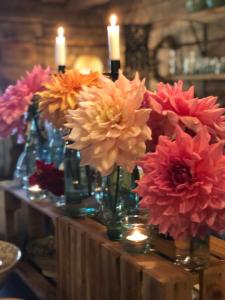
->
[143,81,225,150]
[135,126,225,239]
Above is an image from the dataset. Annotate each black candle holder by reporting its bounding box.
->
[58,65,66,73]
[110,60,120,81]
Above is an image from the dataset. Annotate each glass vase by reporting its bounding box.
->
[95,166,139,241]
[175,235,210,271]
[206,0,225,7]
[48,126,64,168]
[14,118,47,189]
[186,0,207,11]
[64,146,97,217]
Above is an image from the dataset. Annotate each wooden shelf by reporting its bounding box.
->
[153,5,225,28]
[0,181,62,221]
[166,73,225,81]
[15,261,56,300]
[187,5,225,24]
[2,181,225,300]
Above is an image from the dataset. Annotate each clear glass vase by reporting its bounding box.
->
[64,147,97,217]
[186,0,207,11]
[175,235,210,271]
[206,0,225,7]
[49,127,64,168]
[95,166,139,241]
[14,118,45,189]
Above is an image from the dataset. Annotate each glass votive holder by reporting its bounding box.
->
[122,213,151,254]
[27,185,46,201]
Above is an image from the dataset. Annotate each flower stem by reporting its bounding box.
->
[113,166,120,215]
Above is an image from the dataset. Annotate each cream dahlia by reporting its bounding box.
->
[135,126,225,239]
[65,72,152,176]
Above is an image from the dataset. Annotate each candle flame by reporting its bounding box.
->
[126,229,148,242]
[57,26,64,37]
[110,14,117,26]
[29,184,41,192]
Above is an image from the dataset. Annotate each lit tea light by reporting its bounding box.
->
[28,185,42,192]
[27,185,46,201]
[126,229,148,242]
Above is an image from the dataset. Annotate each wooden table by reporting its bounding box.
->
[0,181,225,300]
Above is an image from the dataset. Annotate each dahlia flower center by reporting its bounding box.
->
[97,107,121,125]
[168,161,192,186]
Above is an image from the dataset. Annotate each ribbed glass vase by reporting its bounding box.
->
[95,166,139,241]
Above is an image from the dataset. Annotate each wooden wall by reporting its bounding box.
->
[111,0,225,101]
[0,1,109,89]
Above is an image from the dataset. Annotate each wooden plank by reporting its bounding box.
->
[120,256,142,300]
[2,182,62,220]
[15,261,56,300]
[142,268,193,300]
[200,260,225,300]
[4,190,21,241]
[25,206,48,239]
[56,219,70,300]
[100,243,121,300]
[70,224,87,300]
[121,252,194,300]
[210,236,225,260]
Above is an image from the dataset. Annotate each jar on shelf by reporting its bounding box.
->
[206,0,225,8]
[174,235,210,271]
[186,0,207,12]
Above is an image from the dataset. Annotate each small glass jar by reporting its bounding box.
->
[27,185,46,201]
[122,211,151,254]
[175,235,210,271]
[47,192,65,207]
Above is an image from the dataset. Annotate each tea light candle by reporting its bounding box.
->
[127,229,148,242]
[122,213,150,254]
[29,184,41,192]
[27,185,46,201]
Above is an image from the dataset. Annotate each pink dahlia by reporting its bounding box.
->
[66,72,151,176]
[135,127,225,240]
[0,65,50,138]
[144,81,225,150]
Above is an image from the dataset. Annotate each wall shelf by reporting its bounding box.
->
[186,5,225,24]
[166,73,225,81]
